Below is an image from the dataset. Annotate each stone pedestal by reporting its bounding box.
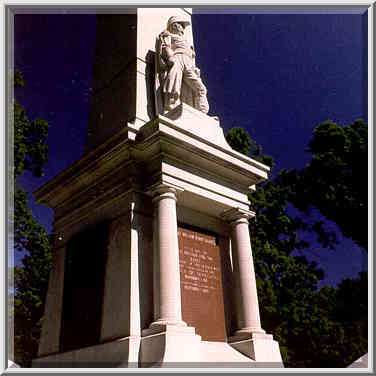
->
[33,103,283,367]
[229,332,283,364]
[141,325,202,365]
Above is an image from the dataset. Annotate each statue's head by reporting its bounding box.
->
[167,16,190,35]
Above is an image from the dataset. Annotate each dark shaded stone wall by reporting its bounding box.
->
[86,13,137,150]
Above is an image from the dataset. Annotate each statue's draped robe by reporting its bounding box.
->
[155,32,197,114]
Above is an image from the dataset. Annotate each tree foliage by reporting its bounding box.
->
[13,70,49,179]
[12,70,52,367]
[279,120,367,250]
[226,123,368,367]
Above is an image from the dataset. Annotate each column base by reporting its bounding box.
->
[140,325,202,366]
[234,327,266,337]
[149,319,187,328]
[229,332,284,365]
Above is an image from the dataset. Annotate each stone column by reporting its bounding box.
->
[150,184,186,327]
[222,208,265,335]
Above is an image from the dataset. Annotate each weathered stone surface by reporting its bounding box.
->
[38,246,66,357]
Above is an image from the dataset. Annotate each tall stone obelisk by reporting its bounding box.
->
[86,8,194,150]
[33,8,283,367]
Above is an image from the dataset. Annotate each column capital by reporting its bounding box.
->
[221,208,255,225]
[147,182,184,203]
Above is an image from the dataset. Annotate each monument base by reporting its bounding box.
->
[33,335,284,368]
[33,336,141,368]
[139,325,282,367]
[229,332,283,366]
[140,325,202,366]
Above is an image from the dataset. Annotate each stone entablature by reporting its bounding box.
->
[35,105,269,242]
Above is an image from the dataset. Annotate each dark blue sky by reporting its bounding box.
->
[13,9,368,287]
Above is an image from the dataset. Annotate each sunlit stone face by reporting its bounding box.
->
[170,22,184,35]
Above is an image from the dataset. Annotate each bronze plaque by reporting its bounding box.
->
[178,226,227,342]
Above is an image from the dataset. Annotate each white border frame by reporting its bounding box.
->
[2,1,373,374]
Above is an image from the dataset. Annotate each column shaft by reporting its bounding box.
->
[151,186,186,327]
[231,217,264,334]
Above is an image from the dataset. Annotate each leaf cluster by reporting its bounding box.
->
[276,272,367,367]
[11,70,53,367]
[282,120,367,249]
[13,101,49,180]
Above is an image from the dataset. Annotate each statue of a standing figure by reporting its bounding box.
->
[156,16,209,114]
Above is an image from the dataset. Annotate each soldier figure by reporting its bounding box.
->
[156,16,209,114]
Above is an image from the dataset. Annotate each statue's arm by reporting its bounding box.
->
[158,30,175,67]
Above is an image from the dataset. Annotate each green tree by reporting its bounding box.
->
[271,272,367,368]
[279,120,367,249]
[225,124,367,367]
[12,70,52,367]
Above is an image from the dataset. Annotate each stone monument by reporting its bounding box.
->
[33,8,283,367]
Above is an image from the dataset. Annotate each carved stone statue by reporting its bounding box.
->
[155,16,209,114]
